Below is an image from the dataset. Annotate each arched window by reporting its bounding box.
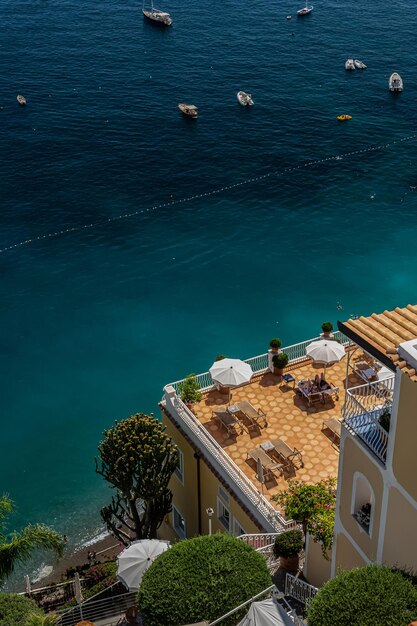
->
[351,473,374,535]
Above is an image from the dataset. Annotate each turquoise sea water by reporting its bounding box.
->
[1,0,417,579]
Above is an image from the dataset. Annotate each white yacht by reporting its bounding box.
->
[389,72,403,92]
[354,59,367,69]
[297,2,313,15]
[345,59,355,70]
[142,0,172,25]
[237,91,254,106]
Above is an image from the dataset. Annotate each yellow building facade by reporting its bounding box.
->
[332,304,417,576]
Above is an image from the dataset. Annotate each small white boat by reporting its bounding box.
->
[345,59,355,70]
[354,59,367,69]
[297,2,313,15]
[389,72,403,92]
[286,15,292,19]
[17,94,27,105]
[142,0,172,25]
[237,91,254,106]
[178,103,198,117]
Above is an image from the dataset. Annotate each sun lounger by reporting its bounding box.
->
[262,438,304,469]
[322,418,342,445]
[235,400,268,428]
[212,408,242,435]
[246,447,282,481]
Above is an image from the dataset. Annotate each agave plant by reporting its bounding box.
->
[25,613,59,626]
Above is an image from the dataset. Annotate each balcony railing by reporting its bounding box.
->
[284,573,318,607]
[343,378,393,464]
[57,582,136,626]
[167,331,349,394]
[238,532,280,551]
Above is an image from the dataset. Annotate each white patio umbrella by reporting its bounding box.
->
[209,358,253,403]
[236,598,295,626]
[306,339,345,371]
[117,539,170,591]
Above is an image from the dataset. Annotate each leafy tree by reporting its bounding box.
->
[138,534,272,626]
[307,564,417,626]
[0,496,64,585]
[0,593,43,626]
[96,413,179,544]
[272,478,336,558]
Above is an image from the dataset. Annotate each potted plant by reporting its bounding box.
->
[321,322,334,338]
[269,338,282,353]
[215,354,227,361]
[272,352,289,376]
[273,529,304,573]
[178,374,202,410]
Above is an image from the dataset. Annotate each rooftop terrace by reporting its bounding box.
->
[192,356,361,503]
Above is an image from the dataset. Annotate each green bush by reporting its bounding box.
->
[321,322,333,333]
[178,374,202,404]
[307,564,417,626]
[269,338,282,350]
[379,408,391,432]
[272,352,289,369]
[138,534,271,626]
[273,530,303,558]
[0,593,43,626]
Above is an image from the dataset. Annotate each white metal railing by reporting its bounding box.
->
[167,331,348,394]
[57,583,136,626]
[342,406,390,464]
[238,533,280,550]
[165,390,294,532]
[285,573,318,606]
[344,377,395,416]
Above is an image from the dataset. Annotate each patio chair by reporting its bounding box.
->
[268,438,304,469]
[236,400,268,428]
[322,418,342,446]
[212,408,242,435]
[321,383,339,402]
[246,447,282,481]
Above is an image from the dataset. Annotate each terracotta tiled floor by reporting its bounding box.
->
[194,358,365,509]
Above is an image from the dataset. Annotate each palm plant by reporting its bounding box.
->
[26,613,59,626]
[0,495,64,585]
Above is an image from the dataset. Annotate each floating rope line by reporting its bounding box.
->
[1,133,416,254]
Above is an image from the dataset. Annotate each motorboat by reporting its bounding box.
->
[337,114,352,121]
[237,91,254,106]
[297,2,313,15]
[178,103,198,118]
[17,94,27,105]
[142,0,172,25]
[354,59,367,69]
[286,15,292,19]
[345,59,355,70]
[389,72,403,92]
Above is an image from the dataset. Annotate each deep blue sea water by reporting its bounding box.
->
[1,0,417,581]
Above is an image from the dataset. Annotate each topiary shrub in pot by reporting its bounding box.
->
[269,338,282,353]
[178,374,202,410]
[272,352,289,375]
[321,322,334,337]
[273,529,304,573]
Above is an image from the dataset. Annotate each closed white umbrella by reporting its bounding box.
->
[117,539,170,591]
[306,339,345,369]
[236,598,295,626]
[209,358,253,387]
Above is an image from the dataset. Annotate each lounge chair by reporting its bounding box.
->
[212,408,242,435]
[246,447,282,481]
[235,400,268,428]
[321,383,339,402]
[264,438,304,469]
[322,418,342,446]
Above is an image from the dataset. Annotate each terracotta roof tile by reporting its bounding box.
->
[341,304,417,382]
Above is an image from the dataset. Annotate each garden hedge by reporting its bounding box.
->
[0,593,43,626]
[138,534,271,626]
[307,564,417,626]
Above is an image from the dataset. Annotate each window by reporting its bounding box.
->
[233,518,246,537]
[172,505,186,538]
[351,473,374,535]
[174,449,184,484]
[217,497,231,531]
